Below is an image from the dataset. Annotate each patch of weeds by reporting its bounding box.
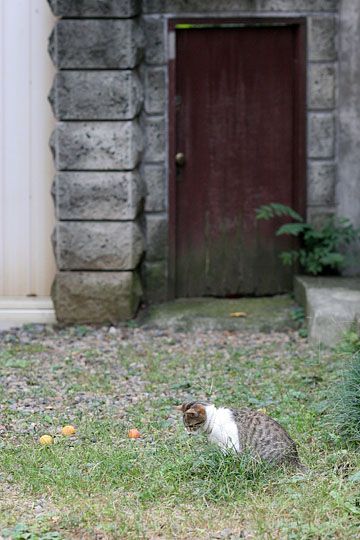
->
[0,347,40,371]
[330,330,360,443]
[298,326,308,338]
[82,349,100,361]
[286,389,308,401]
[290,306,308,338]
[72,325,90,337]
[336,329,360,355]
[290,306,305,325]
[1,523,62,540]
[126,320,138,329]
[4,344,47,355]
[171,381,192,391]
[4,358,32,369]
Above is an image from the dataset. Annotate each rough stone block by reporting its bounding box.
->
[143,164,166,212]
[143,116,165,162]
[49,20,144,69]
[309,64,336,109]
[52,271,142,323]
[142,17,165,64]
[143,261,168,303]
[308,162,336,205]
[308,16,337,61]
[146,215,168,261]
[49,71,143,121]
[54,222,145,270]
[48,0,140,17]
[50,121,143,171]
[53,172,145,220]
[308,113,335,158]
[144,67,166,114]
[142,0,338,14]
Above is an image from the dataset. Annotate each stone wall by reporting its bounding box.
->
[48,0,145,323]
[48,0,352,323]
[337,0,360,275]
[140,8,168,302]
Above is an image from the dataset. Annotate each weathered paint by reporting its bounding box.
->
[170,20,306,297]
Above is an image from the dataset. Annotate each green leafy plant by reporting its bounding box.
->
[256,203,360,275]
[330,329,360,443]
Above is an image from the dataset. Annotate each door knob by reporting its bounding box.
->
[175,152,185,166]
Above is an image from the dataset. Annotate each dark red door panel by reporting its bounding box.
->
[172,22,306,297]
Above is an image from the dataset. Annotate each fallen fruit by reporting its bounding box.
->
[61,425,76,436]
[128,428,141,439]
[39,435,53,446]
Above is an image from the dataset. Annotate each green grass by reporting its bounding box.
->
[329,330,360,443]
[0,328,359,538]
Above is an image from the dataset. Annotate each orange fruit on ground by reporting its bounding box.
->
[39,435,53,446]
[128,428,141,439]
[61,425,76,436]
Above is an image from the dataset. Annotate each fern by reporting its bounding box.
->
[255,203,303,222]
[255,204,360,276]
[320,252,344,267]
[276,223,309,237]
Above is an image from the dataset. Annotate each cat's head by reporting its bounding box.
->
[176,401,208,433]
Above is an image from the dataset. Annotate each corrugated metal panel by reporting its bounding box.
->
[0,0,56,296]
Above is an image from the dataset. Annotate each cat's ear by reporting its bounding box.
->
[175,403,186,413]
[195,404,206,416]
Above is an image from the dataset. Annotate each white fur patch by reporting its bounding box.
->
[203,405,240,453]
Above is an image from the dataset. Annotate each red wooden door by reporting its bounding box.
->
[170,21,306,298]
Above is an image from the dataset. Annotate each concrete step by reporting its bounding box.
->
[294,276,360,346]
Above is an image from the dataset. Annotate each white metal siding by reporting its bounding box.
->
[0,0,56,296]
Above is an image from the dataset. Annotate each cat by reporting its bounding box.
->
[177,401,305,469]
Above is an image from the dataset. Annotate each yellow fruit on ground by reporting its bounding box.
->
[128,428,141,439]
[39,435,53,446]
[61,425,76,436]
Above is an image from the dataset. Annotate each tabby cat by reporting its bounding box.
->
[177,401,305,469]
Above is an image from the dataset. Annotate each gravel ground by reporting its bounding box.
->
[0,321,310,440]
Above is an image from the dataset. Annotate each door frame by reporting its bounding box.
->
[168,17,307,299]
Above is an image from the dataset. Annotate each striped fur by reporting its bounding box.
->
[179,401,304,469]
